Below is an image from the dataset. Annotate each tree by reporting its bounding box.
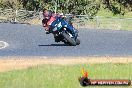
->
[57,0,100,16]
[0,0,131,16]
[102,0,132,15]
[0,0,22,9]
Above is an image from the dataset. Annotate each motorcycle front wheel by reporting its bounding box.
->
[62,32,76,46]
[76,38,80,45]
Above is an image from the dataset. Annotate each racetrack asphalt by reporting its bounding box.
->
[0,23,132,56]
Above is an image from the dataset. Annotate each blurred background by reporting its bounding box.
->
[0,0,131,30]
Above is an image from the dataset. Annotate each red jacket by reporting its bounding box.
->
[42,16,56,31]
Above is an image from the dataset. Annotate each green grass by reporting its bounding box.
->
[0,63,132,88]
[95,18,132,30]
[75,17,132,30]
[96,9,132,30]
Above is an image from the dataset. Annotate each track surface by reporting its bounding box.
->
[0,23,132,56]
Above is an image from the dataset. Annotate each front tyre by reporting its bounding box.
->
[76,38,80,45]
[62,32,76,46]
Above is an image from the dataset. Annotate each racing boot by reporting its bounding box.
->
[45,28,51,34]
[46,31,50,34]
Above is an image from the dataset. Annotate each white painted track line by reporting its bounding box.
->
[0,41,9,49]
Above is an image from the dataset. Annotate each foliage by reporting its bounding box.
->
[0,0,131,16]
[0,0,22,9]
[102,0,132,15]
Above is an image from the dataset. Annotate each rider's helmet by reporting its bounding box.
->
[43,9,53,20]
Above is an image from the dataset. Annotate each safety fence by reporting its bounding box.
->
[0,8,132,30]
[72,15,132,30]
[0,8,41,23]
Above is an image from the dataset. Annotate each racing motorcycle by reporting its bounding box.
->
[49,17,80,46]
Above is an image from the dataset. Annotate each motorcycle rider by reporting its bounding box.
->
[42,9,55,34]
[42,9,78,39]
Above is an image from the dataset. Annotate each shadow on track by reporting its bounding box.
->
[38,44,68,46]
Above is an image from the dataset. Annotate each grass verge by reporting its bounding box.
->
[0,63,132,88]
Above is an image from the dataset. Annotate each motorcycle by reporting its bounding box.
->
[49,17,80,46]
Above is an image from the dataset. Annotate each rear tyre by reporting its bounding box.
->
[62,32,76,46]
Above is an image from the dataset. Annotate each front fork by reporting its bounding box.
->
[64,28,78,39]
